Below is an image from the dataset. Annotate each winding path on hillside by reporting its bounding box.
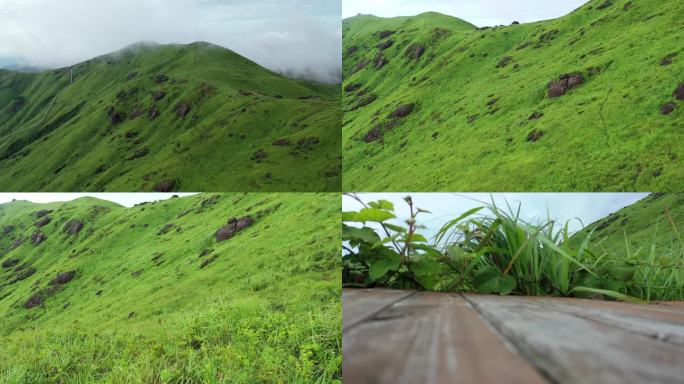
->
[343,289,684,384]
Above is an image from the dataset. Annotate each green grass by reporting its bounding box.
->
[0,42,341,192]
[343,193,683,302]
[0,193,341,383]
[342,0,684,191]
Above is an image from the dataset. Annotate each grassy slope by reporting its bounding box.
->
[0,42,341,192]
[0,194,341,383]
[571,193,684,258]
[342,0,684,191]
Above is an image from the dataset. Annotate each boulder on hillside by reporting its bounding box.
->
[175,101,192,118]
[147,105,160,120]
[2,225,13,235]
[661,102,677,115]
[673,81,684,100]
[35,216,51,227]
[405,43,426,60]
[35,210,52,218]
[215,216,254,242]
[24,293,43,309]
[152,91,166,101]
[377,40,394,50]
[49,271,76,286]
[373,54,389,69]
[63,220,84,235]
[548,73,585,98]
[377,30,396,39]
[153,179,176,192]
[31,231,47,245]
[389,103,416,118]
[1,258,20,269]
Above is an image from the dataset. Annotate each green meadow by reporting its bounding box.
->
[0,42,341,192]
[0,193,341,383]
[342,0,684,191]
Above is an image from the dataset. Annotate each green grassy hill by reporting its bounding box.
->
[342,0,684,191]
[0,193,341,383]
[572,192,683,258]
[0,42,341,192]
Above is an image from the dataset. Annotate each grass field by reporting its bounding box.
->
[342,0,684,191]
[0,193,341,383]
[0,42,341,192]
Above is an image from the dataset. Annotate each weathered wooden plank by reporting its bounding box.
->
[343,291,547,384]
[465,294,684,384]
[343,288,416,332]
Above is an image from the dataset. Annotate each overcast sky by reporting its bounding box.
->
[0,0,341,83]
[343,0,589,26]
[343,193,649,240]
[0,193,196,207]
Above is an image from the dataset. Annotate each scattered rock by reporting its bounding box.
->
[129,106,145,120]
[373,54,389,69]
[596,0,613,10]
[404,43,426,60]
[35,216,51,227]
[147,105,160,120]
[49,271,76,286]
[673,81,684,100]
[35,210,51,218]
[487,98,498,106]
[63,220,84,235]
[357,94,377,108]
[548,73,585,98]
[377,30,395,39]
[353,60,369,73]
[154,74,169,83]
[251,149,268,163]
[346,46,358,55]
[11,267,36,284]
[2,225,14,235]
[389,103,415,119]
[272,139,291,146]
[344,83,362,93]
[157,223,175,235]
[468,115,479,124]
[496,56,513,68]
[131,269,144,277]
[108,110,126,125]
[377,40,394,50]
[153,179,176,192]
[175,101,192,118]
[127,147,149,160]
[24,293,43,309]
[215,216,254,242]
[200,255,219,269]
[31,231,47,245]
[623,2,634,10]
[661,53,677,66]
[1,258,19,269]
[661,102,677,115]
[10,237,23,250]
[527,130,544,142]
[364,126,382,143]
[199,249,213,258]
[528,111,544,120]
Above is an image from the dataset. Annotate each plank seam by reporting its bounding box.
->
[461,294,558,384]
[343,290,418,334]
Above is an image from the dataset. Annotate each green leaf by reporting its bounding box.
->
[412,243,442,257]
[384,223,407,233]
[342,224,380,244]
[355,208,396,223]
[434,207,484,245]
[607,263,636,281]
[369,257,401,281]
[407,233,428,243]
[472,266,516,295]
[572,287,646,304]
[410,258,443,276]
[369,200,395,211]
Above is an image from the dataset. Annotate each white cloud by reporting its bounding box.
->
[0,0,341,83]
[342,0,590,27]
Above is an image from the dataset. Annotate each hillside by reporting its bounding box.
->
[342,0,684,191]
[0,42,341,192]
[571,192,684,257]
[0,193,341,382]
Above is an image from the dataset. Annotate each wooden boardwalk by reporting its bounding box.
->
[343,289,684,384]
